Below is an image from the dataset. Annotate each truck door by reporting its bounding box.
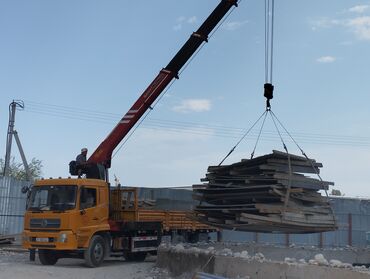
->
[77,186,109,248]
[79,187,100,228]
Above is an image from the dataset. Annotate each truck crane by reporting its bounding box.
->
[22,0,238,267]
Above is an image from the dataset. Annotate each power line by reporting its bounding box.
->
[22,101,370,147]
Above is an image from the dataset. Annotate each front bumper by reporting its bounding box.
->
[22,230,78,250]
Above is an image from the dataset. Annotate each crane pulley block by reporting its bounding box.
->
[264,83,274,100]
[264,83,274,109]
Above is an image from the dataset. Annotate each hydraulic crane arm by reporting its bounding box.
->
[88,0,238,169]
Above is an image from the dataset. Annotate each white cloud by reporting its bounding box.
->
[176,16,186,23]
[310,18,341,30]
[310,13,370,41]
[349,5,370,13]
[187,16,197,24]
[317,56,337,63]
[347,16,370,40]
[173,16,197,31]
[222,20,249,31]
[173,24,182,31]
[172,99,211,113]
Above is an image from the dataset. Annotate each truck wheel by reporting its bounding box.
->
[39,249,58,265]
[123,251,147,262]
[84,235,105,267]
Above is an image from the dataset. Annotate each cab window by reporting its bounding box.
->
[80,188,97,209]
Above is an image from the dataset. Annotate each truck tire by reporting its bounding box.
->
[84,235,106,267]
[123,251,147,262]
[39,249,58,265]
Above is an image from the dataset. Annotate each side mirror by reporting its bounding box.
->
[21,184,32,194]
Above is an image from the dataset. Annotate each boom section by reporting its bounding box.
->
[88,0,238,167]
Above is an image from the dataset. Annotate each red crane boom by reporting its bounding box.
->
[84,0,238,177]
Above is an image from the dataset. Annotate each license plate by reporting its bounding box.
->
[36,237,49,242]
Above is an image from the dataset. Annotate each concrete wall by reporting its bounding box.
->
[157,248,370,279]
[202,243,370,265]
[157,248,214,276]
[214,257,370,279]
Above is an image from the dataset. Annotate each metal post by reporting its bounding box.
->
[217,230,223,242]
[285,233,290,247]
[254,232,259,243]
[348,213,352,246]
[171,230,177,243]
[3,102,17,176]
[319,232,323,248]
[13,130,30,181]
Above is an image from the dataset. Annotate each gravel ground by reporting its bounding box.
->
[0,249,172,279]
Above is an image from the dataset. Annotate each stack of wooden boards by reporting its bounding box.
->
[0,234,15,245]
[138,199,156,208]
[122,198,156,209]
[192,150,337,233]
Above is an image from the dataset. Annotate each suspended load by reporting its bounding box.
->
[192,150,337,233]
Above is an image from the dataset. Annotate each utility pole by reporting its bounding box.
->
[3,100,30,180]
[13,130,30,180]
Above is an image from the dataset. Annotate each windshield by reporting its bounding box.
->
[28,185,77,211]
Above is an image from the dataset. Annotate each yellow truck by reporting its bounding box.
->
[23,178,210,266]
[22,0,238,267]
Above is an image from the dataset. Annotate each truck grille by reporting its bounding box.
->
[30,218,61,229]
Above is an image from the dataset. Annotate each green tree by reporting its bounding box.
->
[0,157,43,181]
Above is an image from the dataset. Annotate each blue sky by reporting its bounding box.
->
[1,0,370,197]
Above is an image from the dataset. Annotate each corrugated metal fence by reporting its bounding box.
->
[138,187,197,210]
[0,181,368,247]
[137,187,370,248]
[216,197,370,248]
[0,176,28,235]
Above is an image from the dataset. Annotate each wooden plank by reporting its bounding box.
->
[266,158,323,168]
[272,150,316,162]
[254,203,331,215]
[273,172,333,185]
[196,203,256,209]
[193,184,278,193]
[260,163,320,174]
[239,213,336,228]
[191,214,336,233]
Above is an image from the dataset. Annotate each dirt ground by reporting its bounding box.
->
[0,249,171,279]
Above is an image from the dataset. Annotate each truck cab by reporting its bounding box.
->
[23,178,212,267]
[23,178,111,266]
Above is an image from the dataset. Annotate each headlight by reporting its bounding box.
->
[59,233,68,243]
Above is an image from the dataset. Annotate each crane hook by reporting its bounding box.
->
[264,83,274,110]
